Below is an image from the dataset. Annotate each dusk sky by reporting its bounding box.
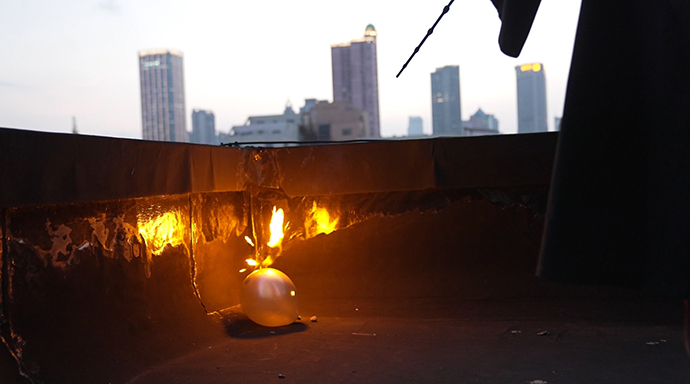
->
[0,0,581,139]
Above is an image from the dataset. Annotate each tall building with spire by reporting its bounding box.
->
[331,24,380,138]
[431,65,462,136]
[515,63,547,133]
[138,49,187,142]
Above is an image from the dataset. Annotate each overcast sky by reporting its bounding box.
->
[0,0,581,139]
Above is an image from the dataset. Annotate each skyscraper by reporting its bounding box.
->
[331,24,380,138]
[431,65,462,136]
[515,63,547,134]
[138,49,187,142]
[408,116,423,137]
[190,109,217,145]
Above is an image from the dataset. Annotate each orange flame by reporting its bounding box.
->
[267,206,285,248]
[241,206,287,272]
[138,211,185,254]
[305,202,339,238]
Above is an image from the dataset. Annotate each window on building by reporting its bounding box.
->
[342,128,352,136]
[318,124,331,141]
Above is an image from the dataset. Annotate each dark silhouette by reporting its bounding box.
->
[491,0,690,352]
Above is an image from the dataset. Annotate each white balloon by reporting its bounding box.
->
[239,268,299,327]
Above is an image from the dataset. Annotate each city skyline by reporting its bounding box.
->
[0,0,581,139]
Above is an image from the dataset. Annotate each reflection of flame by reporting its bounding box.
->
[267,206,285,248]
[138,211,185,254]
[246,259,258,266]
[244,236,255,247]
[306,202,339,238]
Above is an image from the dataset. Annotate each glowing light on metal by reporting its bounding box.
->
[244,236,255,247]
[137,211,184,254]
[306,202,339,238]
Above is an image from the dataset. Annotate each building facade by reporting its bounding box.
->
[331,24,380,138]
[431,65,462,136]
[139,49,187,142]
[515,63,547,133]
[303,101,368,141]
[190,109,217,145]
[229,102,301,147]
[464,108,500,136]
[408,116,424,137]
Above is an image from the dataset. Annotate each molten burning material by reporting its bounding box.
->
[239,268,299,327]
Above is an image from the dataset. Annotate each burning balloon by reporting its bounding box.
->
[239,268,299,327]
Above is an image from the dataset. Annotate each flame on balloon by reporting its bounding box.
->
[267,206,285,248]
[243,206,289,270]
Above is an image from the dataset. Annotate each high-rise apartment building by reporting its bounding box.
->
[138,49,187,142]
[190,109,217,145]
[431,66,462,136]
[331,24,380,138]
[515,63,547,133]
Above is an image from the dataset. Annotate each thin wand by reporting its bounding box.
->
[396,0,455,78]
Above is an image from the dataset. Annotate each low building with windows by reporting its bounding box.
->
[227,102,301,147]
[302,101,368,141]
